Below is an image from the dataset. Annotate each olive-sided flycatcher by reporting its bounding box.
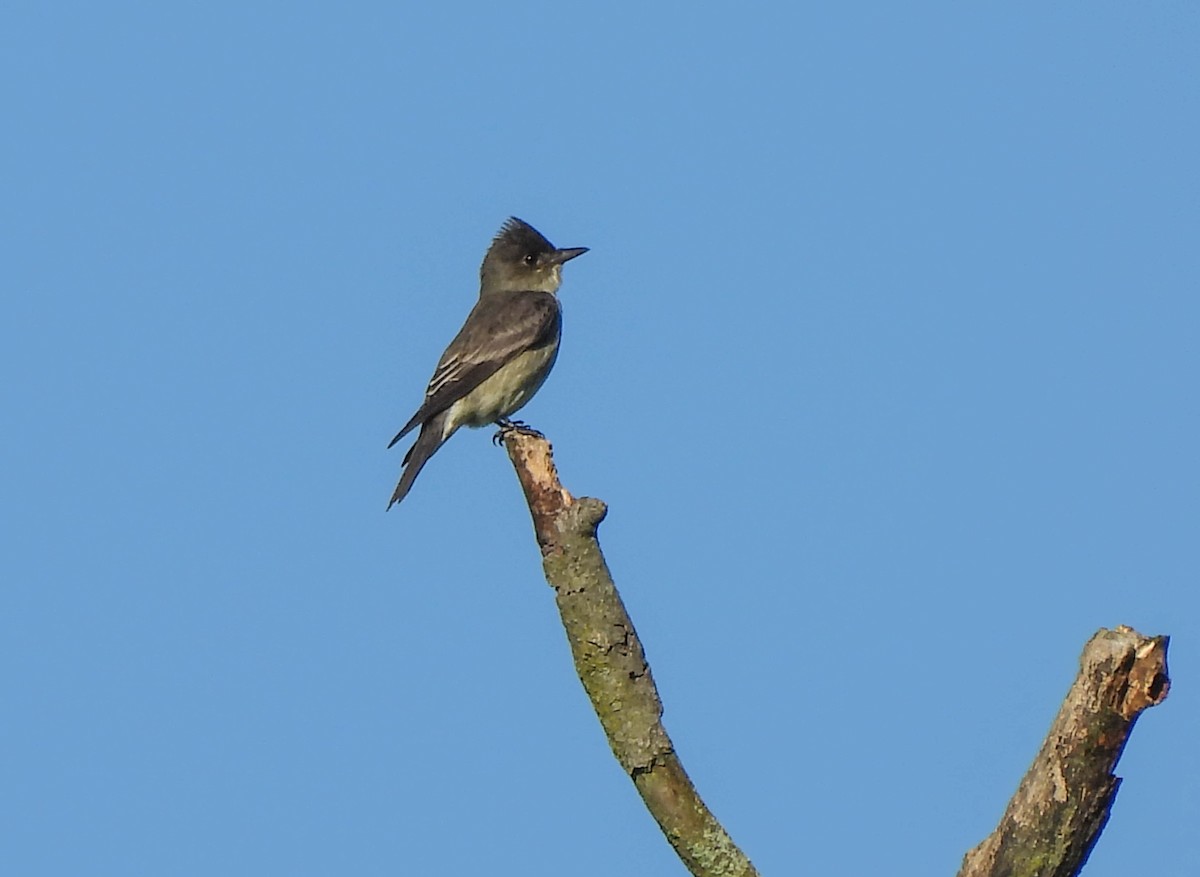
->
[386,217,588,509]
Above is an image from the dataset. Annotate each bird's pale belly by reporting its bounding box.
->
[447,342,560,432]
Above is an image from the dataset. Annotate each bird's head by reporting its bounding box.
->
[480,217,588,294]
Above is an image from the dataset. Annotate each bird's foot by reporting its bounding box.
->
[492,418,545,446]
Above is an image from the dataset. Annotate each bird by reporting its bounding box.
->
[386,217,588,509]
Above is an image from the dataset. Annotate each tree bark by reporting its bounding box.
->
[957,626,1170,877]
[500,429,759,877]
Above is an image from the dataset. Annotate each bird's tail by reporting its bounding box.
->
[387,413,451,510]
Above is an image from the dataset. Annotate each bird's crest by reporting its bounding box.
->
[490,217,555,257]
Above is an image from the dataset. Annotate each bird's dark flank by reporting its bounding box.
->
[387,218,588,509]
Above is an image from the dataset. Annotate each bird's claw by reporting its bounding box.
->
[493,419,545,446]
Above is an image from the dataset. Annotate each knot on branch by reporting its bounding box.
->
[1119,632,1170,720]
[1082,627,1171,720]
[560,497,608,537]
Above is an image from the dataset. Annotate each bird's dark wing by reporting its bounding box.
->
[387,291,560,448]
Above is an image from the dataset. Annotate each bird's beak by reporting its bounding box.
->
[551,247,589,265]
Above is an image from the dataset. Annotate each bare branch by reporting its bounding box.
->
[502,430,759,877]
[958,626,1170,877]
[500,431,1170,876]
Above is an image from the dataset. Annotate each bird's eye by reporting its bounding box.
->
[523,253,537,266]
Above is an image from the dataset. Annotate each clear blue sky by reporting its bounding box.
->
[3,3,1196,875]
